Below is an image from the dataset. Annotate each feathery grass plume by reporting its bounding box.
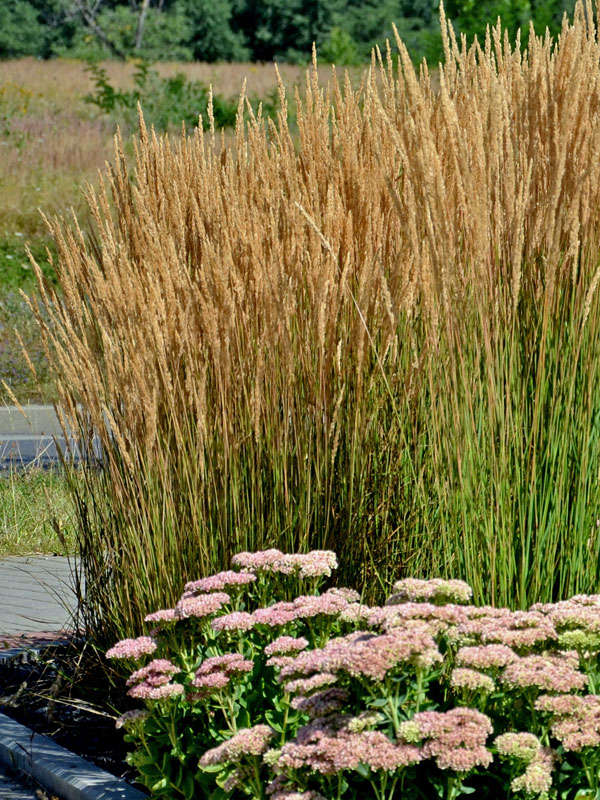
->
[27,1,600,650]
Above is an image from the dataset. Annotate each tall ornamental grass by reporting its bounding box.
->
[27,1,600,647]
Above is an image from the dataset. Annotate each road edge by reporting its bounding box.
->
[0,713,147,800]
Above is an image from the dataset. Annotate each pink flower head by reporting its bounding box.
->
[106,636,157,660]
[495,732,542,763]
[456,644,517,670]
[184,571,257,594]
[291,688,349,718]
[128,682,184,700]
[211,611,256,632]
[115,709,149,729]
[398,708,493,773]
[280,626,441,683]
[450,668,495,693]
[274,715,423,775]
[389,578,473,605]
[144,608,177,623]
[126,659,179,687]
[501,653,587,693]
[125,658,183,700]
[283,673,338,695]
[265,636,309,657]
[176,591,230,620]
[231,549,338,578]
[199,725,275,766]
[195,652,254,677]
[191,671,231,690]
[456,610,557,649]
[535,694,600,751]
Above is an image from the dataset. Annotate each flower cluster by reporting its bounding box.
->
[231,549,338,579]
[126,659,183,700]
[536,694,600,750]
[500,652,586,693]
[183,570,257,594]
[398,708,493,772]
[175,591,230,620]
[279,625,441,683]
[108,551,600,799]
[271,715,423,775]
[199,725,276,766]
[495,732,555,794]
[388,578,473,605]
[106,636,157,660]
[212,589,357,633]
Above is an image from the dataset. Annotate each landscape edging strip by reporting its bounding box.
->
[0,712,147,800]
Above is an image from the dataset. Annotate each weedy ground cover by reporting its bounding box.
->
[25,2,600,654]
[108,548,600,799]
[0,466,76,557]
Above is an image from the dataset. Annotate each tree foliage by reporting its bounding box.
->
[0,0,578,64]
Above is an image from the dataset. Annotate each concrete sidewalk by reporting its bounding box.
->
[0,556,78,655]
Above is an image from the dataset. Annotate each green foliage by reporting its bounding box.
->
[0,0,580,66]
[0,0,47,58]
[53,5,193,61]
[319,27,362,65]
[84,60,239,132]
[177,0,250,62]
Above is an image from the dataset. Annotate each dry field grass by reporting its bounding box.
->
[0,58,308,241]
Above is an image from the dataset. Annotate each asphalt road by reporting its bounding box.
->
[0,405,100,471]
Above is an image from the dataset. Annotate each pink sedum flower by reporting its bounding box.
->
[128,682,184,700]
[199,725,275,766]
[115,709,149,729]
[106,636,157,660]
[231,549,338,578]
[398,708,493,773]
[184,571,256,594]
[176,591,230,620]
[126,659,178,687]
[274,715,423,775]
[265,636,309,656]
[291,688,349,718]
[535,694,600,750]
[389,578,473,605]
[501,652,586,693]
[126,658,183,700]
[195,652,254,676]
[212,611,256,632]
[144,608,177,623]
[450,668,495,693]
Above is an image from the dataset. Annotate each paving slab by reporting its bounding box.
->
[0,557,79,638]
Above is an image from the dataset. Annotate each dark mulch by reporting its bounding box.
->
[0,635,146,794]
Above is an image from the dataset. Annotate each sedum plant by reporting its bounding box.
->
[108,549,600,799]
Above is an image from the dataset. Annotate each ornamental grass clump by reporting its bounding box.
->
[108,550,600,799]
[25,1,600,654]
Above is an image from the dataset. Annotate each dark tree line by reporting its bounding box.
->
[0,0,577,64]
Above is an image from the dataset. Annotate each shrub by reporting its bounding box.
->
[27,2,600,653]
[109,549,600,799]
[84,60,239,132]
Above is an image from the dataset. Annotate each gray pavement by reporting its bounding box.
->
[0,556,78,639]
[0,405,101,471]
